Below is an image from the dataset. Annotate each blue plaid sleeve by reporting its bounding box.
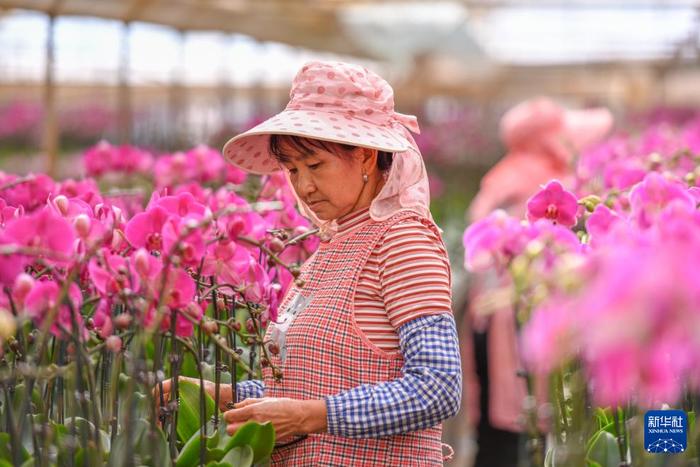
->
[235,379,265,402]
[325,313,462,438]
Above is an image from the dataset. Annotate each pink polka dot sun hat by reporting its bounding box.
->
[222,60,421,175]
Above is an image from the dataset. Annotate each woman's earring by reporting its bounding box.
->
[362,172,368,183]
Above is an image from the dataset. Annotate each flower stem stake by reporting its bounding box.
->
[3,381,21,466]
[211,278,222,427]
[63,301,93,457]
[167,309,180,461]
[509,261,545,467]
[224,295,237,408]
[110,347,122,447]
[613,406,632,467]
[198,309,206,466]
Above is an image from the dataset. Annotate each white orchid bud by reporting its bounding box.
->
[12,273,34,302]
[134,248,150,276]
[74,214,91,237]
[53,195,69,215]
[0,309,17,341]
[105,335,122,353]
[111,230,123,250]
[111,206,124,224]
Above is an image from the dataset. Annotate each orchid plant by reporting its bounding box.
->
[0,143,320,466]
[464,116,700,466]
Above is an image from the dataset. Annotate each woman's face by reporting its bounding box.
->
[278,143,369,221]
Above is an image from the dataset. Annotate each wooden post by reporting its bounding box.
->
[217,34,231,129]
[42,13,58,177]
[168,29,188,149]
[118,21,132,144]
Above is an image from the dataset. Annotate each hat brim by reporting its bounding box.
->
[563,108,614,153]
[222,109,411,175]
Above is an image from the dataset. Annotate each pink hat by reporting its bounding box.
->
[468,97,614,221]
[222,61,420,175]
[500,97,613,158]
[222,60,435,236]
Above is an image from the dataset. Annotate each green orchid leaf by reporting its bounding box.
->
[177,380,217,444]
[0,433,12,461]
[593,407,614,432]
[224,422,275,464]
[586,430,620,467]
[180,353,200,378]
[220,445,254,467]
[108,419,145,467]
[175,422,221,467]
[64,417,110,454]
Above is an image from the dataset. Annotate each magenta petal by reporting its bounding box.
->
[124,206,170,248]
[526,180,579,227]
[586,204,621,242]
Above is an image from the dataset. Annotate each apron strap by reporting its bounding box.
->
[441,442,455,461]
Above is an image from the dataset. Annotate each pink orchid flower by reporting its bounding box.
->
[83,140,114,177]
[0,232,29,286]
[131,248,163,282]
[124,205,171,252]
[526,180,579,227]
[144,301,202,337]
[24,281,86,339]
[521,300,576,375]
[586,343,641,407]
[88,249,140,297]
[57,178,103,208]
[0,172,55,212]
[159,268,196,310]
[161,217,207,268]
[0,198,21,226]
[4,207,76,259]
[603,159,647,190]
[201,239,252,290]
[92,300,113,339]
[225,164,247,185]
[585,204,623,244]
[153,192,210,221]
[172,183,212,205]
[154,152,190,188]
[241,260,270,304]
[114,145,154,174]
[463,210,532,272]
[186,145,225,183]
[142,269,199,337]
[629,172,695,229]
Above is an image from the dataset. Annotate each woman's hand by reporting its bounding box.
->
[153,377,234,412]
[223,398,327,440]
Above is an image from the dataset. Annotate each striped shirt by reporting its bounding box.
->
[336,207,452,351]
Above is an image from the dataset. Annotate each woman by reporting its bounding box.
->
[462,97,612,466]
[159,61,461,466]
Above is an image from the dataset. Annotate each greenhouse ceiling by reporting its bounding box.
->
[0,0,698,65]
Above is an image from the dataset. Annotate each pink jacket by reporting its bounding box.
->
[462,97,612,431]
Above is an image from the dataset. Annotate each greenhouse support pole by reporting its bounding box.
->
[168,29,188,149]
[118,21,133,145]
[42,13,58,177]
[217,34,232,130]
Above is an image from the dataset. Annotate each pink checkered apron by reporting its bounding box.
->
[262,211,444,466]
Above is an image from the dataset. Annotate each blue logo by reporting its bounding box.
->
[644,410,687,454]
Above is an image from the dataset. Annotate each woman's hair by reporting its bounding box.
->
[269,134,393,171]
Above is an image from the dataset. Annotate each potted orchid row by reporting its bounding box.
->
[464,118,700,466]
[0,142,321,465]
